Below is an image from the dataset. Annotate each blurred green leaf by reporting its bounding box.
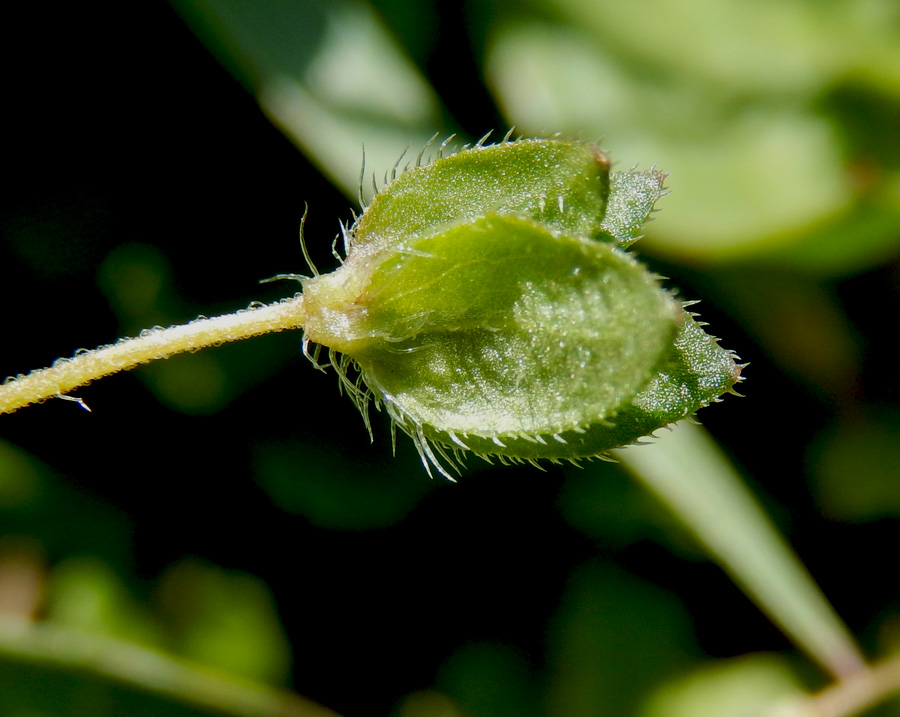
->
[760,179,900,277]
[638,653,804,717]
[0,440,42,510]
[97,243,177,332]
[483,0,900,268]
[393,690,464,717]
[0,440,134,565]
[169,0,448,199]
[46,557,160,647]
[486,20,853,258]
[437,642,540,717]
[694,267,860,399]
[545,562,698,717]
[810,411,900,522]
[253,438,432,530]
[156,559,291,684]
[539,0,900,95]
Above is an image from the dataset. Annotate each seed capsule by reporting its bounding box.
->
[300,138,740,475]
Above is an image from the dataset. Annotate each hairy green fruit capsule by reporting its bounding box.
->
[301,137,740,475]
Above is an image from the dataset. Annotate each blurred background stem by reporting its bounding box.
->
[0,616,344,717]
[767,652,900,717]
[615,421,867,681]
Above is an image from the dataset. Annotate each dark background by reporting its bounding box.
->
[2,2,900,716]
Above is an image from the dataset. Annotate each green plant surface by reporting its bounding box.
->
[0,137,739,476]
[3,2,900,717]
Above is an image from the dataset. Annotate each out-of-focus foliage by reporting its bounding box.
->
[252,437,432,530]
[2,0,900,715]
[0,444,291,714]
[811,410,900,522]
[486,0,900,265]
[639,653,804,717]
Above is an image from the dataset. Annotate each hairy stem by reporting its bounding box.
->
[0,295,307,416]
[0,615,343,717]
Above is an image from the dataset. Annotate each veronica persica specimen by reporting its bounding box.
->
[0,137,741,476]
